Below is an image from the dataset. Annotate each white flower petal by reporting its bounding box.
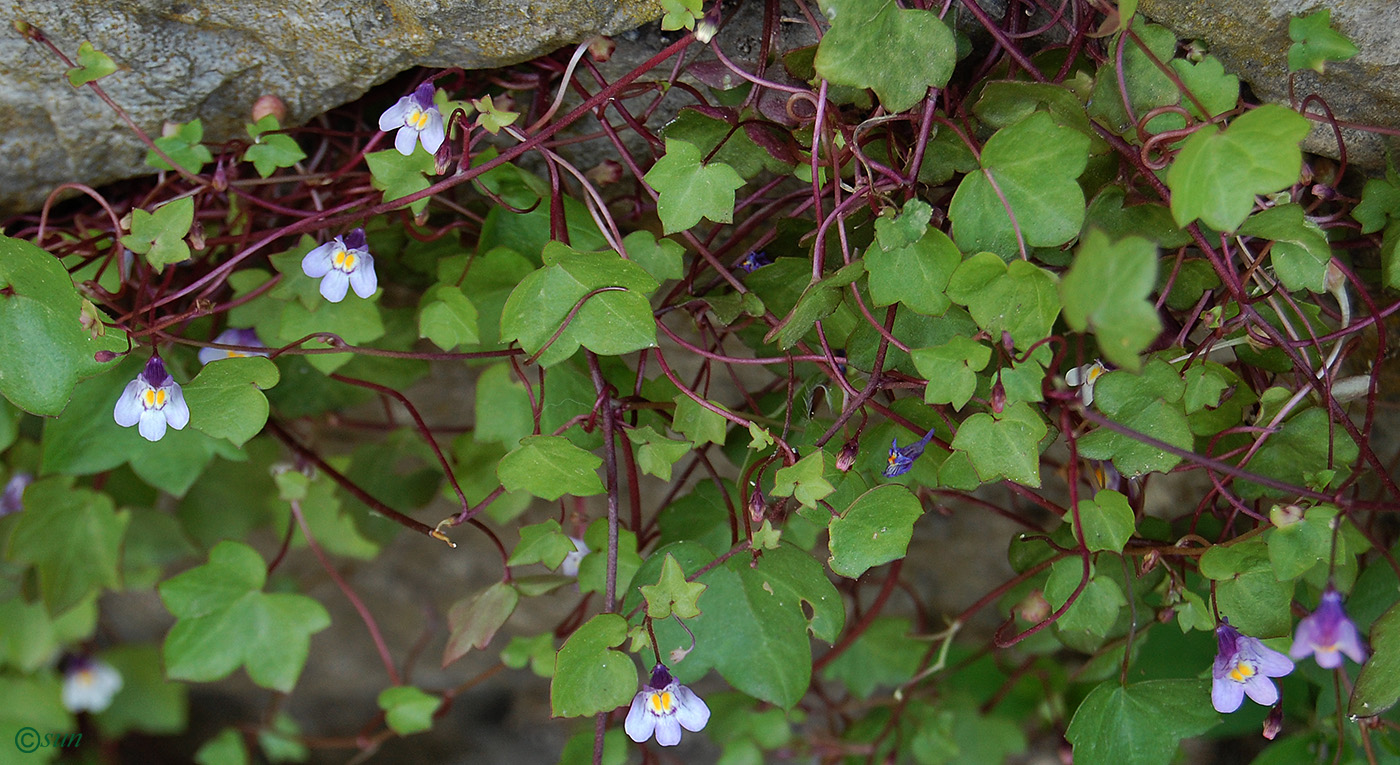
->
[673,685,710,732]
[349,255,377,298]
[653,715,683,746]
[378,97,412,131]
[624,692,655,743]
[138,409,168,441]
[302,242,336,278]
[62,661,123,713]
[113,380,144,427]
[319,270,350,302]
[394,125,419,156]
[420,112,446,154]
[197,346,225,365]
[164,385,190,430]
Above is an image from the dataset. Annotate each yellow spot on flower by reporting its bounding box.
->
[648,690,676,715]
[1229,661,1256,683]
[332,248,357,271]
[409,107,430,130]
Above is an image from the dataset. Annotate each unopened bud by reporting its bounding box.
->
[94,350,119,363]
[1157,607,1176,624]
[747,487,766,524]
[251,94,287,124]
[1325,259,1346,295]
[1262,704,1284,740]
[1270,503,1305,528]
[835,439,859,472]
[1015,589,1051,624]
[211,164,228,192]
[587,35,616,62]
[1139,548,1161,575]
[434,140,452,176]
[188,221,206,251]
[990,377,1006,414]
[585,159,623,186]
[160,121,181,139]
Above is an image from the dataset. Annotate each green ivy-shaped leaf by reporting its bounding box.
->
[639,553,707,619]
[0,234,128,415]
[443,582,519,666]
[1288,9,1359,74]
[660,0,702,31]
[945,253,1061,350]
[378,686,440,736]
[66,41,117,86]
[1066,680,1218,765]
[1199,538,1294,638]
[671,394,729,447]
[813,0,955,113]
[121,197,195,272]
[1060,231,1161,371]
[243,116,307,178]
[1237,204,1331,293]
[771,450,835,509]
[508,520,578,569]
[626,425,693,480]
[622,230,685,282]
[866,202,960,316]
[644,138,746,234]
[1167,104,1310,232]
[1076,360,1193,476]
[550,613,637,717]
[1235,407,1358,500]
[827,485,923,578]
[158,541,331,692]
[948,111,1090,258]
[949,401,1047,487]
[911,336,991,410]
[366,148,435,216]
[182,356,279,447]
[417,284,480,350]
[1350,599,1400,718]
[146,120,214,174]
[8,477,129,613]
[497,435,605,500]
[1068,490,1136,553]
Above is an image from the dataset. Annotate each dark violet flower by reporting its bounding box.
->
[61,655,123,713]
[624,663,710,747]
[302,228,376,303]
[113,356,190,442]
[735,250,773,274]
[378,82,445,156]
[1212,619,1294,714]
[197,327,269,365]
[0,472,33,515]
[1289,587,1367,669]
[883,428,935,478]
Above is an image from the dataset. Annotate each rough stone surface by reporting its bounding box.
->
[1139,0,1400,169]
[0,0,663,214]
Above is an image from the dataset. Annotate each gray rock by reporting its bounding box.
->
[1139,0,1400,169]
[0,0,663,214]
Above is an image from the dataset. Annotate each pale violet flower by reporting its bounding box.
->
[1065,360,1109,407]
[1290,587,1367,669]
[559,536,590,578]
[379,82,445,156]
[114,356,190,442]
[301,228,376,303]
[198,328,269,365]
[1212,619,1294,713]
[625,663,710,747]
[1,472,33,515]
[62,656,123,713]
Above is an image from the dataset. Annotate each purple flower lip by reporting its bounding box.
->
[343,227,368,251]
[411,82,435,109]
[139,355,171,386]
[648,663,674,689]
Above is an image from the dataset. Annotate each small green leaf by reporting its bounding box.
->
[550,613,637,717]
[1169,56,1240,120]
[1045,560,1125,637]
[67,41,118,86]
[509,520,577,569]
[1199,539,1294,637]
[417,284,480,350]
[948,112,1090,258]
[949,402,1047,487]
[501,633,556,677]
[366,149,435,215]
[146,120,214,174]
[644,138,746,234]
[497,436,604,500]
[182,356,279,446]
[378,686,440,735]
[1060,231,1161,371]
[771,450,835,510]
[671,394,729,447]
[121,197,195,272]
[1350,599,1400,718]
[1238,204,1332,293]
[945,254,1061,350]
[1236,408,1358,500]
[471,94,520,134]
[1076,361,1193,476]
[1266,505,1338,581]
[828,485,923,578]
[911,337,991,411]
[865,213,960,316]
[1066,680,1219,765]
[813,0,955,113]
[1069,490,1136,553]
[8,477,129,612]
[158,541,331,692]
[1167,104,1310,232]
[639,553,707,619]
[660,0,702,31]
[1288,9,1359,74]
[442,582,521,667]
[243,117,307,178]
[195,728,249,765]
[626,425,693,481]
[623,230,685,282]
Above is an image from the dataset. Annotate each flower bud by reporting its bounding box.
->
[1262,704,1283,740]
[1139,548,1161,576]
[94,350,119,363]
[251,94,288,124]
[747,487,767,525]
[1015,590,1051,624]
[990,377,1006,414]
[587,35,616,62]
[1270,504,1305,528]
[586,159,623,186]
[835,439,859,472]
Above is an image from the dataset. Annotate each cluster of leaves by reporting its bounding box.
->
[3,3,1399,764]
